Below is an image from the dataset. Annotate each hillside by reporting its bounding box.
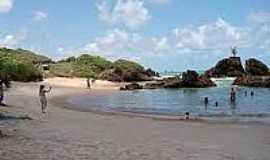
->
[0,48,52,82]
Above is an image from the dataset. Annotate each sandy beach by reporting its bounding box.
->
[1,78,270,160]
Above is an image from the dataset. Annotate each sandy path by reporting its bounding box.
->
[0,81,270,160]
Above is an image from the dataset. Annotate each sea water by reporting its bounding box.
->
[68,78,270,122]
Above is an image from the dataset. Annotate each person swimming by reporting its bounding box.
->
[215,101,218,107]
[39,85,52,113]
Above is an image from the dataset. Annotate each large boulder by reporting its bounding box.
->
[205,57,245,77]
[245,58,269,76]
[163,76,183,88]
[144,70,216,89]
[145,68,160,77]
[233,75,270,87]
[98,69,123,82]
[182,70,216,87]
[120,83,143,90]
[98,68,155,82]
[121,69,154,82]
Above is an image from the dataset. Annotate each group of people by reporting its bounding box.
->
[202,87,255,108]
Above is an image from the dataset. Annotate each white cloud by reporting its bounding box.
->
[173,18,250,52]
[248,11,270,25]
[153,37,170,51]
[149,0,170,5]
[97,0,151,30]
[33,11,48,22]
[0,32,26,48]
[57,13,270,65]
[0,0,13,13]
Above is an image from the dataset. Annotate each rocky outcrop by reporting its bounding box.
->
[98,69,123,82]
[205,57,245,77]
[233,75,270,88]
[120,83,143,90]
[143,81,165,89]
[98,68,155,82]
[181,70,216,87]
[145,68,160,77]
[121,69,154,82]
[245,58,269,76]
[143,70,216,89]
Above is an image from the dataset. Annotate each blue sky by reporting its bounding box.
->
[0,0,270,71]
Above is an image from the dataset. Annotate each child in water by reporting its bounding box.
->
[39,85,52,113]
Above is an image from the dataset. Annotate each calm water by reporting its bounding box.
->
[68,79,270,120]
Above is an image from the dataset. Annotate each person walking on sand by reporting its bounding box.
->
[0,80,5,106]
[86,78,91,89]
[39,85,52,113]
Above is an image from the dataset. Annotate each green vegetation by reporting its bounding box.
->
[113,59,144,71]
[0,57,42,82]
[50,55,145,79]
[51,54,113,78]
[0,48,51,64]
[0,48,49,82]
[0,47,151,82]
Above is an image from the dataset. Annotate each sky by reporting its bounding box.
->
[0,0,270,71]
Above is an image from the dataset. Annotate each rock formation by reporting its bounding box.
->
[205,57,245,77]
[233,75,270,88]
[245,58,269,76]
[120,83,143,90]
[98,68,155,82]
[143,70,216,89]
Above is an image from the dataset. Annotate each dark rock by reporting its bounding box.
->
[163,76,183,88]
[98,69,123,82]
[205,57,245,77]
[145,68,160,77]
[120,83,143,90]
[233,75,270,87]
[99,68,155,82]
[182,70,216,87]
[122,70,154,82]
[182,70,199,84]
[143,81,165,89]
[143,70,216,89]
[245,58,269,76]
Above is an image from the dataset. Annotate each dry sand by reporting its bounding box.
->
[0,78,270,160]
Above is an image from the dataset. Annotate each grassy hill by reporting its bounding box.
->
[0,48,52,82]
[50,54,145,80]
[0,47,154,82]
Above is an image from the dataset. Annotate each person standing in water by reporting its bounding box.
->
[251,91,254,96]
[230,87,236,103]
[39,85,52,113]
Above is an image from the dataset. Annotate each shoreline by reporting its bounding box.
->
[1,78,270,159]
[51,91,270,126]
[48,80,270,126]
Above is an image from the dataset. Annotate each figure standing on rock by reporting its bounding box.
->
[231,46,238,57]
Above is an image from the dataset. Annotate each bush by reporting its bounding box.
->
[0,57,43,82]
[113,59,144,71]
[49,62,74,77]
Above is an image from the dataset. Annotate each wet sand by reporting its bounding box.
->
[1,79,270,160]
